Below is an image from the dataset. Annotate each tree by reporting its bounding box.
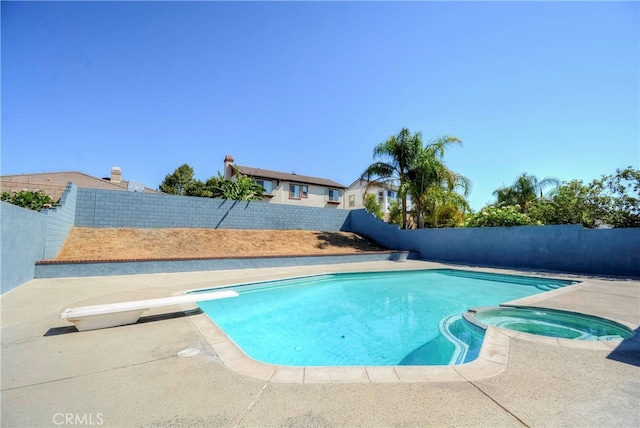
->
[601,166,640,228]
[159,164,200,195]
[407,139,471,228]
[361,128,469,229]
[416,186,471,228]
[528,167,639,228]
[160,165,264,201]
[387,199,403,225]
[528,180,604,228]
[364,193,384,220]
[493,173,559,214]
[361,128,422,229]
[210,173,265,201]
[466,205,539,227]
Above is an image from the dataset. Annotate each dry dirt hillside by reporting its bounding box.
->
[55,227,388,261]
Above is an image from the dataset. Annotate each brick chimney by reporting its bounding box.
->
[223,155,234,179]
[110,166,122,183]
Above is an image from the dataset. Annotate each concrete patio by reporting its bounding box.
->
[1,260,639,427]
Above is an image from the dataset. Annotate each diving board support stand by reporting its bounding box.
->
[60,290,238,331]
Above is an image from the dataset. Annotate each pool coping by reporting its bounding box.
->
[180,269,630,383]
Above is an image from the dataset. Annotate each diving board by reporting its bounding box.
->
[60,290,238,331]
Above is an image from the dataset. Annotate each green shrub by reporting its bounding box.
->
[387,199,403,225]
[1,190,57,211]
[465,205,539,227]
[364,193,384,220]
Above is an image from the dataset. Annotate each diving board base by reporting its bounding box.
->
[65,309,147,331]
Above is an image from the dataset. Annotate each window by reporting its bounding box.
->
[387,190,397,200]
[256,180,273,194]
[349,194,355,207]
[378,191,384,204]
[290,184,308,199]
[289,184,300,199]
[328,189,341,203]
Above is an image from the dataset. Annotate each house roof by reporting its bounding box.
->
[233,165,346,189]
[347,178,400,191]
[0,171,159,194]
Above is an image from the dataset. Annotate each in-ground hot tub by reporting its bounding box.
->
[464,306,633,340]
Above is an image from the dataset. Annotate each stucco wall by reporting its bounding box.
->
[264,181,345,208]
[1,202,47,293]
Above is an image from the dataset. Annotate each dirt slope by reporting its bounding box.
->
[55,228,387,261]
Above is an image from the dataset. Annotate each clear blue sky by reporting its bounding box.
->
[2,1,638,210]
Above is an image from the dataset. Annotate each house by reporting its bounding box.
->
[0,167,159,201]
[345,178,412,219]
[223,155,347,208]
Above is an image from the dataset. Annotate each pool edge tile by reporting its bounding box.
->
[394,365,465,383]
[328,366,370,383]
[365,366,401,383]
[453,359,506,381]
[272,366,305,383]
[303,367,334,383]
[222,355,277,381]
[190,314,230,344]
[476,327,510,365]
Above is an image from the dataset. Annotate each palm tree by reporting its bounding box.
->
[361,128,470,229]
[360,128,422,229]
[493,173,559,213]
[407,137,471,228]
[416,186,471,228]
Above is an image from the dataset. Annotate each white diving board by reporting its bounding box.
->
[60,290,238,331]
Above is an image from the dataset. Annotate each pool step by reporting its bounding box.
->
[535,283,563,291]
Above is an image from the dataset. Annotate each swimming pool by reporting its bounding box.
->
[194,269,575,366]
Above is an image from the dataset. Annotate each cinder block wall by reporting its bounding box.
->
[75,188,350,230]
[347,210,640,278]
[41,183,78,259]
[1,202,47,293]
[344,209,401,249]
[3,184,639,293]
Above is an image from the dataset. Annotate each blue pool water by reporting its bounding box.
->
[194,269,574,366]
[469,307,632,340]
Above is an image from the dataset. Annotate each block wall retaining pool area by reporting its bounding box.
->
[2,183,640,291]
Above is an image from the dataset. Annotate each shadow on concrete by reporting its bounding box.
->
[44,325,78,336]
[606,327,640,367]
[315,231,387,251]
[137,308,203,324]
[43,308,203,336]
